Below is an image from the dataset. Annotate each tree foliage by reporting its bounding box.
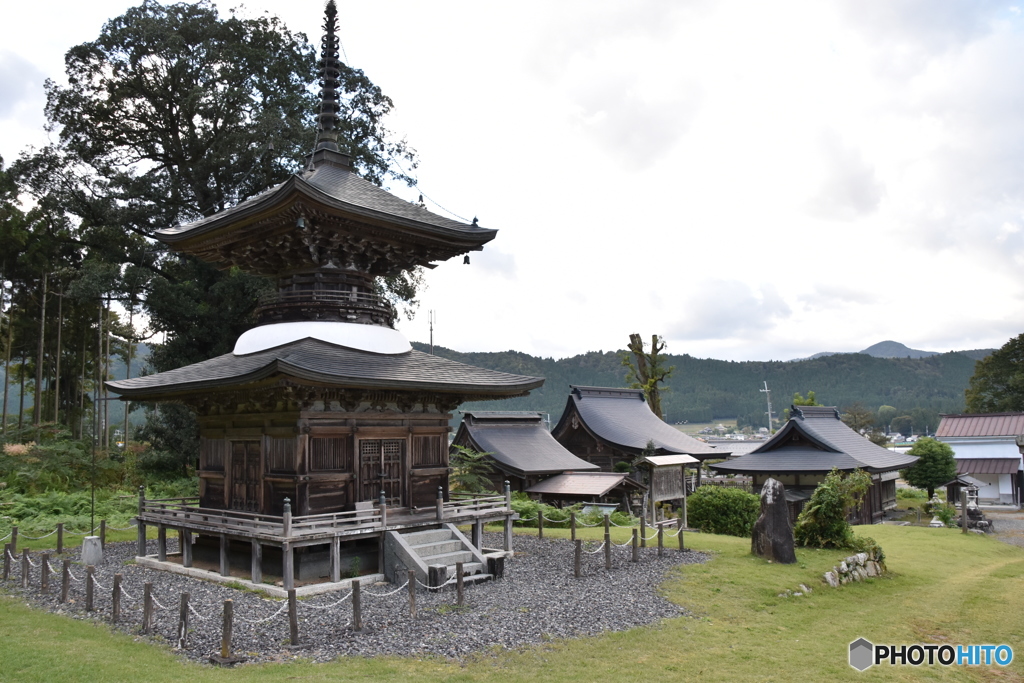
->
[686,486,760,537]
[965,333,1024,413]
[793,468,871,548]
[621,333,674,419]
[448,445,496,494]
[900,437,957,499]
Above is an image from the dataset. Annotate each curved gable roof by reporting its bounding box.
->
[455,412,598,477]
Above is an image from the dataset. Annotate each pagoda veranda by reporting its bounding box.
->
[107,1,542,592]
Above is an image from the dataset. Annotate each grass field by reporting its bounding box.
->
[0,524,1021,682]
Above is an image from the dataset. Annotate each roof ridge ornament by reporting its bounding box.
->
[312,0,352,169]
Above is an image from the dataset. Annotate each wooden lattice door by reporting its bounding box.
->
[359,439,405,506]
[230,440,261,512]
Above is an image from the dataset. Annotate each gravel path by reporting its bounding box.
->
[1,532,707,664]
[987,510,1024,549]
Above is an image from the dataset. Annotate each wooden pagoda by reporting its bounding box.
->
[108,1,541,592]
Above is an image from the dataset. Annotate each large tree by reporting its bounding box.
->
[900,437,956,499]
[621,333,674,419]
[965,333,1024,413]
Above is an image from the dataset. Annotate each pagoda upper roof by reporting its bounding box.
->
[107,337,543,401]
[155,163,496,276]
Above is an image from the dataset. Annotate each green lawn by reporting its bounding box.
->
[0,525,1021,682]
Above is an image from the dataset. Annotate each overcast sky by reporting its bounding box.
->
[3,0,1024,361]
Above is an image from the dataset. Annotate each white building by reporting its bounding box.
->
[935,413,1024,506]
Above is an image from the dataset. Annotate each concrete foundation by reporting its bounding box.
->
[81,536,102,566]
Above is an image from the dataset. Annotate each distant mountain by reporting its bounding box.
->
[793,340,994,363]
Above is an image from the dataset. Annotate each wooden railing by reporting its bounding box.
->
[441,495,508,517]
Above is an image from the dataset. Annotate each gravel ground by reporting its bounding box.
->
[986,510,1024,549]
[1,532,707,664]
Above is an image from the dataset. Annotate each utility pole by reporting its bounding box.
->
[428,310,435,355]
[760,381,774,433]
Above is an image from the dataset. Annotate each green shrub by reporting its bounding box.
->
[934,504,957,527]
[896,487,927,501]
[794,468,871,549]
[509,492,635,528]
[686,486,759,537]
[848,535,886,564]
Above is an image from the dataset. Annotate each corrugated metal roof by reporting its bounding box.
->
[557,386,728,457]
[955,458,1022,475]
[526,472,640,497]
[936,413,1024,438]
[455,413,598,477]
[107,338,543,399]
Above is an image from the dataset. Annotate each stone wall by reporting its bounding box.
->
[823,548,885,588]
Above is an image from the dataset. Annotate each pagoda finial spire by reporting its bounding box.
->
[316,0,342,154]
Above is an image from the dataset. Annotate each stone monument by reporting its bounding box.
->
[751,478,797,564]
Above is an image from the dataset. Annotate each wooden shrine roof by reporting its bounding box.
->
[711,406,919,475]
[454,412,599,478]
[106,338,543,400]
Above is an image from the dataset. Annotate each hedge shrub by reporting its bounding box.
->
[686,486,759,537]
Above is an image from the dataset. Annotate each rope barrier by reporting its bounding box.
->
[235,601,288,625]
[91,576,108,593]
[151,594,170,610]
[415,573,459,591]
[641,531,659,542]
[609,519,638,528]
[18,529,58,540]
[574,518,601,527]
[515,516,538,523]
[64,526,101,537]
[300,590,353,610]
[361,580,410,598]
[0,532,10,542]
[119,585,137,602]
[5,548,16,563]
[613,537,634,547]
[67,568,82,583]
[666,527,683,538]
[105,524,136,531]
[540,514,571,525]
[46,560,60,574]
[188,602,212,621]
[582,542,606,555]
[25,555,41,568]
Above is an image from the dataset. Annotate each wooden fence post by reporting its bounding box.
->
[658,525,664,557]
[219,599,234,661]
[570,512,577,541]
[640,515,647,548]
[2,543,9,581]
[177,592,190,649]
[574,540,582,578]
[408,569,416,619]
[10,526,16,555]
[961,490,968,534]
[604,524,612,571]
[352,579,362,631]
[56,523,63,554]
[112,573,122,623]
[631,529,639,563]
[61,560,70,603]
[456,561,465,607]
[288,589,299,647]
[142,582,153,634]
[137,485,147,557]
[86,565,95,611]
[603,514,610,537]
[21,549,29,588]
[537,511,544,539]
[40,552,49,592]
[678,517,685,552]
[100,520,106,549]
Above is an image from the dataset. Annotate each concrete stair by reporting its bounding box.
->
[385,524,491,587]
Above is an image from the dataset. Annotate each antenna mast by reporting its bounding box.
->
[428,310,435,355]
[760,381,774,432]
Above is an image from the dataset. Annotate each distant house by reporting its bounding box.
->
[710,406,918,523]
[451,411,599,493]
[551,386,729,481]
[935,413,1024,506]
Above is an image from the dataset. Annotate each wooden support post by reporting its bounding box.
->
[640,515,647,548]
[177,529,184,556]
[86,565,95,611]
[472,520,483,549]
[2,543,10,581]
[137,485,147,557]
[56,523,63,555]
[682,470,688,529]
[678,517,685,552]
[379,491,387,528]
[632,529,639,563]
[604,525,612,571]
[249,541,262,585]
[100,519,106,549]
[112,573,122,623]
[182,530,193,568]
[436,486,444,521]
[961,490,968,534]
[283,543,294,591]
[503,516,513,552]
[604,514,610,537]
[504,480,512,509]
[570,512,577,541]
[40,552,49,592]
[10,526,16,555]
[219,535,230,577]
[574,540,582,578]
[220,599,234,659]
[157,525,167,562]
[282,498,292,538]
[330,537,341,583]
[177,592,190,649]
[352,579,362,631]
[537,511,544,539]
[658,525,664,557]
[456,561,465,607]
[61,560,70,603]
[288,589,299,647]
[21,549,29,588]
[407,569,416,619]
[142,582,153,634]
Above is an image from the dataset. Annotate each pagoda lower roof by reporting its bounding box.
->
[106,337,543,400]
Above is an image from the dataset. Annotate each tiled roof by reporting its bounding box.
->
[955,458,1022,475]
[107,338,543,399]
[556,386,728,457]
[711,405,918,474]
[936,413,1024,438]
[526,472,641,497]
[456,412,598,477]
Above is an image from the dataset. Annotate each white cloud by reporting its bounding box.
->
[668,281,792,342]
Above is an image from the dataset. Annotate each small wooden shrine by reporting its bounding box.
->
[108,2,541,591]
